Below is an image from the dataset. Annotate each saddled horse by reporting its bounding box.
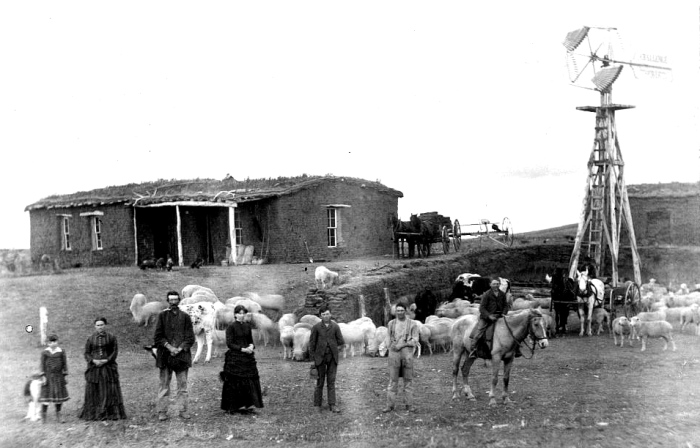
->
[574,269,605,337]
[450,309,549,406]
[546,267,577,335]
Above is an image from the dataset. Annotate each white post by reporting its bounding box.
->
[176,206,184,267]
[133,207,139,266]
[39,307,48,346]
[229,207,237,266]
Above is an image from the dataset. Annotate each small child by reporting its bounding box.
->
[39,334,69,423]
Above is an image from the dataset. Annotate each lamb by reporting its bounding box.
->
[633,309,668,339]
[292,323,313,361]
[129,293,168,327]
[280,325,295,359]
[611,316,633,347]
[629,317,676,352]
[415,320,432,357]
[676,283,690,295]
[242,292,285,313]
[591,308,610,335]
[314,266,339,289]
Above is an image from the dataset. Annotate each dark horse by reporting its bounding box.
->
[547,267,577,335]
[410,214,437,257]
[392,215,419,257]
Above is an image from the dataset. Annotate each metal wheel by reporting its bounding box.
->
[501,217,514,247]
[624,282,641,318]
[441,226,450,254]
[453,220,461,252]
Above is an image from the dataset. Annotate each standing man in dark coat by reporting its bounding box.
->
[308,305,345,413]
[154,290,195,421]
[469,278,510,358]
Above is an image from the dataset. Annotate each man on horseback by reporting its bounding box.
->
[469,278,515,359]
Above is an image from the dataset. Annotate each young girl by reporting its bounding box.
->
[39,334,69,423]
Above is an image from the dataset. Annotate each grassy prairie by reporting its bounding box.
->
[1,263,700,448]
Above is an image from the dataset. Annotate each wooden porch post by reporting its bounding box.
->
[176,205,184,267]
[229,207,237,266]
[133,207,139,266]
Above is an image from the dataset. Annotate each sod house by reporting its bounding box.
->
[627,181,700,246]
[25,175,403,268]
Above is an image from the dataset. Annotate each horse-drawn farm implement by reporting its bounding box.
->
[459,218,515,247]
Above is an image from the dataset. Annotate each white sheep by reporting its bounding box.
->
[423,317,454,353]
[591,308,610,335]
[182,285,215,298]
[180,289,219,305]
[280,325,295,359]
[299,314,322,326]
[278,313,297,331]
[368,326,388,357]
[611,316,633,347]
[629,317,676,352]
[679,304,700,334]
[435,299,477,319]
[242,292,285,313]
[129,293,168,327]
[225,297,263,314]
[339,321,375,358]
[676,283,690,295]
[248,312,277,347]
[314,266,339,289]
[292,323,313,361]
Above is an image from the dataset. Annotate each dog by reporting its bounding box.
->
[23,373,45,422]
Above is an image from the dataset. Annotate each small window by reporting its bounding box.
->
[92,217,103,250]
[327,208,337,247]
[234,209,242,245]
[62,217,71,251]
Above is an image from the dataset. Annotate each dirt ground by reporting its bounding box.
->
[1,247,699,447]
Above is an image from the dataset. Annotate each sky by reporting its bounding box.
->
[1,2,698,250]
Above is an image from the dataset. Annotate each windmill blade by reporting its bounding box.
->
[563,27,590,52]
[591,65,623,92]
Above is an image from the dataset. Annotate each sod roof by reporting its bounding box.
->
[626,181,700,198]
[25,175,403,211]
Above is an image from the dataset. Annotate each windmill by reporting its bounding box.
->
[563,26,671,287]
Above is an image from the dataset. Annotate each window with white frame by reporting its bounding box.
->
[92,217,103,250]
[62,217,71,251]
[327,208,337,247]
[234,209,242,245]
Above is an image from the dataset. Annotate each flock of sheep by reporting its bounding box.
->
[129,267,700,368]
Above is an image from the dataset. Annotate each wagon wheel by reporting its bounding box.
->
[440,226,450,254]
[453,219,462,252]
[500,217,514,247]
[624,282,642,318]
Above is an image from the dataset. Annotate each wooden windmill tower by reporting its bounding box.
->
[562,26,671,287]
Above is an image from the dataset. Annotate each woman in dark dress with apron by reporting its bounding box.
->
[220,305,264,414]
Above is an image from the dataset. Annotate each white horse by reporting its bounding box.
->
[575,270,605,337]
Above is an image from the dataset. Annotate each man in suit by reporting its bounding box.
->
[308,305,345,413]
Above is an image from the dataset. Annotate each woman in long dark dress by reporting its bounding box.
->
[78,317,127,420]
[220,305,264,414]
